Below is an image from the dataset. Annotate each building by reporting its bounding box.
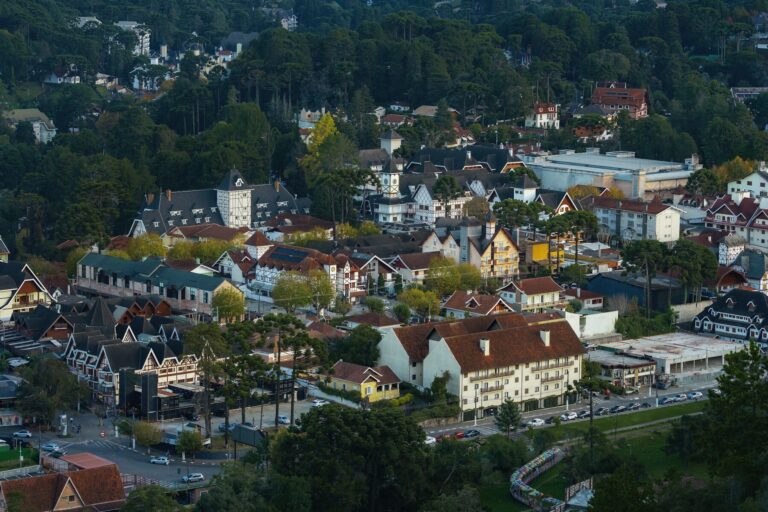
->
[731,87,768,103]
[43,67,81,85]
[726,166,768,197]
[328,360,400,403]
[489,175,539,204]
[563,288,604,310]
[75,253,242,316]
[719,233,747,265]
[498,277,564,313]
[213,249,254,285]
[535,189,578,215]
[590,197,682,242]
[129,170,308,236]
[0,261,53,322]
[590,82,648,119]
[692,288,768,344]
[585,271,685,311]
[586,349,657,388]
[340,313,401,332]
[521,149,700,200]
[378,313,585,415]
[525,103,560,130]
[732,249,768,292]
[701,193,768,251]
[0,463,125,511]
[2,109,57,144]
[163,223,249,247]
[263,214,334,242]
[0,237,8,263]
[379,129,403,156]
[597,333,742,379]
[389,252,441,287]
[564,308,619,341]
[442,291,513,318]
[115,20,150,56]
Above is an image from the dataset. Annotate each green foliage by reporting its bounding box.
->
[494,399,522,438]
[398,288,440,319]
[17,359,89,426]
[317,381,362,403]
[560,264,589,286]
[364,296,384,314]
[177,430,204,457]
[133,422,162,452]
[425,256,461,297]
[123,485,182,512]
[272,272,312,313]
[615,310,676,339]
[329,324,381,367]
[212,287,245,323]
[126,234,166,261]
[393,303,411,323]
[590,463,656,512]
[421,486,484,512]
[307,269,334,313]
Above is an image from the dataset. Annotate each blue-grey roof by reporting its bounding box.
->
[0,237,8,255]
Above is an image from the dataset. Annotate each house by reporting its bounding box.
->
[733,249,768,292]
[524,241,565,274]
[378,313,584,416]
[692,288,768,344]
[412,105,458,118]
[213,249,254,285]
[328,360,400,403]
[586,349,657,388]
[243,231,274,260]
[703,266,747,296]
[129,170,309,236]
[341,312,401,332]
[589,196,682,242]
[115,21,150,56]
[443,291,513,318]
[389,252,441,286]
[43,67,81,85]
[408,146,521,174]
[0,463,125,511]
[263,214,334,242]
[427,216,521,280]
[535,190,578,215]
[525,103,560,130]
[75,253,242,316]
[380,114,411,128]
[498,277,564,313]
[701,193,768,250]
[0,261,53,322]
[489,175,539,204]
[2,109,57,144]
[163,223,249,247]
[590,82,648,119]
[0,237,8,263]
[389,102,411,112]
[332,253,367,303]
[585,271,685,311]
[563,288,604,310]
[726,165,768,197]
[719,233,746,265]
[11,304,73,341]
[347,253,400,295]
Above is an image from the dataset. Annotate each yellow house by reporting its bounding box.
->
[480,226,520,279]
[330,360,401,402]
[525,241,565,272]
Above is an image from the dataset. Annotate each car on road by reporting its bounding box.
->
[609,405,626,414]
[640,402,652,409]
[49,450,66,459]
[595,407,609,416]
[687,391,703,400]
[711,388,722,396]
[544,416,557,424]
[424,436,437,446]
[627,403,641,411]
[311,399,330,408]
[464,429,481,438]
[12,430,31,439]
[436,433,453,442]
[150,456,170,465]
[182,473,205,483]
[41,442,60,452]
[676,394,688,401]
[278,415,290,425]
[659,396,676,405]
[453,431,465,440]
[526,418,545,427]
[577,410,591,419]
[560,412,578,422]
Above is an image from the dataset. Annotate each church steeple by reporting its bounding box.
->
[380,158,401,199]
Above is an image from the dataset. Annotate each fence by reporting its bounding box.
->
[0,465,41,479]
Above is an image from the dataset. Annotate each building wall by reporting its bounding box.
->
[564,310,618,339]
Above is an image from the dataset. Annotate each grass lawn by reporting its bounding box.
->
[0,448,39,471]
[623,429,708,480]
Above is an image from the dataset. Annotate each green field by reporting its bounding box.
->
[0,448,39,471]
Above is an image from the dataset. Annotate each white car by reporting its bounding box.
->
[12,430,32,439]
[182,473,205,483]
[150,456,169,465]
[687,391,703,400]
[676,394,688,402]
[41,442,60,452]
[560,411,578,422]
[311,399,329,408]
[278,415,290,425]
[424,436,437,446]
[526,418,545,427]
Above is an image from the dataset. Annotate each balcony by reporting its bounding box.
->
[479,383,504,393]
[470,368,515,382]
[532,360,572,372]
[540,374,564,384]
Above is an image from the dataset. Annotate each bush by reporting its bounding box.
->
[317,381,361,403]
[408,403,461,423]
[389,393,414,407]
[616,309,676,339]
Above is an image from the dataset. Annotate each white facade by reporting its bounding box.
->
[594,204,681,242]
[564,310,618,340]
[719,237,746,266]
[217,187,252,228]
[727,169,768,197]
[525,103,560,130]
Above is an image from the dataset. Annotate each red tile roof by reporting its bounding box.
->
[591,196,673,215]
[331,360,400,385]
[443,291,512,316]
[346,312,401,327]
[500,276,562,295]
[308,320,346,339]
[592,84,646,108]
[244,230,271,247]
[59,452,115,470]
[265,213,334,231]
[563,288,603,300]
[392,251,442,270]
[168,223,248,241]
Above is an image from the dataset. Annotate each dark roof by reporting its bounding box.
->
[331,360,400,385]
[392,251,441,270]
[86,297,116,329]
[0,237,8,255]
[695,288,768,331]
[257,244,335,271]
[443,291,511,315]
[536,190,572,210]
[734,250,768,280]
[592,196,673,215]
[345,312,400,327]
[408,145,515,173]
[13,304,71,340]
[380,129,403,140]
[500,277,562,295]
[0,261,34,290]
[217,169,248,191]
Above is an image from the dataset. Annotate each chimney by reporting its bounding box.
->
[195,257,200,265]
[146,192,155,205]
[166,189,172,201]
[540,330,550,347]
[274,179,281,192]
[236,42,243,54]
[479,338,490,356]
[576,288,581,298]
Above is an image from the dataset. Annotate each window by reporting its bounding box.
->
[535,387,539,392]
[524,388,529,394]
[544,385,549,391]
[525,376,529,381]
[411,374,416,380]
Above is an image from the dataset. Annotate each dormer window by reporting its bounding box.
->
[748,301,756,312]
[181,219,188,225]
[195,218,201,224]
[153,221,159,227]
[211,207,217,213]
[204,217,210,222]
[726,298,735,309]
[235,178,244,187]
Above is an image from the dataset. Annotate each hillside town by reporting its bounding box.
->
[3,0,768,511]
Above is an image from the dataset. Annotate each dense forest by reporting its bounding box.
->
[2,0,768,257]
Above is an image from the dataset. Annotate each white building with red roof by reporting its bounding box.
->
[497,277,564,313]
[591,196,682,242]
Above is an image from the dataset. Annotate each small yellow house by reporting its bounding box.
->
[525,241,565,272]
[330,360,401,402]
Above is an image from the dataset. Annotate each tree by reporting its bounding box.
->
[123,485,182,512]
[560,210,598,267]
[184,323,229,437]
[560,264,589,286]
[712,156,754,189]
[133,421,162,454]
[393,303,411,323]
[432,175,462,217]
[126,233,166,260]
[590,463,656,512]
[64,247,89,277]
[272,272,312,312]
[566,185,602,201]
[685,168,720,196]
[457,263,481,291]
[16,359,89,426]
[177,429,204,459]
[307,269,334,313]
[495,399,521,439]
[397,289,440,320]
[365,296,384,314]
[284,329,314,424]
[330,324,381,367]
[462,197,490,219]
[421,487,484,512]
[669,239,717,302]
[212,287,245,323]
[621,240,669,317]
[425,256,461,297]
[493,199,531,229]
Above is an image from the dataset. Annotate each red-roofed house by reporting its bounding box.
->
[498,277,564,313]
[443,291,513,318]
[213,249,255,285]
[389,251,442,286]
[562,288,604,310]
[591,82,648,119]
[329,360,400,402]
[591,197,682,242]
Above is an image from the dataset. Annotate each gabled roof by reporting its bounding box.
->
[257,244,335,271]
[345,312,400,327]
[166,223,248,242]
[499,277,562,296]
[390,251,441,270]
[245,230,271,247]
[217,168,248,191]
[696,288,768,321]
[0,237,8,255]
[331,360,400,385]
[592,196,676,215]
[443,291,512,316]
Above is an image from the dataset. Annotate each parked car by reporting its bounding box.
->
[560,411,578,422]
[49,450,66,459]
[41,442,60,452]
[687,391,703,401]
[150,456,169,465]
[12,430,31,439]
[311,399,329,408]
[182,473,205,483]
[595,407,609,416]
[526,418,545,427]
[464,429,481,438]
[485,407,498,416]
[436,433,453,442]
[627,403,641,411]
[544,416,557,424]
[659,396,675,405]
[453,431,465,440]
[577,410,591,419]
[424,436,437,446]
[609,405,626,414]
[676,394,688,402]
[710,388,722,396]
[278,415,290,425]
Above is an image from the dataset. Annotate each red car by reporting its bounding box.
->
[453,431,465,440]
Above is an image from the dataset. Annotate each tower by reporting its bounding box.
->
[216,169,252,228]
[380,159,401,199]
[380,129,403,156]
